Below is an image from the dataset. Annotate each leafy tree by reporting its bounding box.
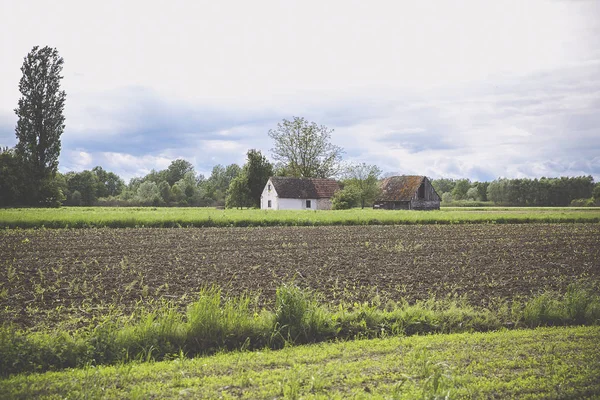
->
[268,116,343,178]
[343,163,382,208]
[203,164,241,205]
[331,185,360,210]
[474,181,489,202]
[451,179,471,200]
[165,159,194,186]
[487,179,509,204]
[14,46,66,204]
[173,171,203,205]
[593,184,600,201]
[225,174,252,209]
[466,187,480,201]
[245,149,273,208]
[431,178,455,196]
[158,181,171,204]
[38,176,66,207]
[441,192,453,204]
[0,147,25,206]
[92,166,125,198]
[66,170,99,206]
[136,181,162,205]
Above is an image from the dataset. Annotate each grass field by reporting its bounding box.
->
[1,206,600,228]
[2,326,599,399]
[2,207,599,396]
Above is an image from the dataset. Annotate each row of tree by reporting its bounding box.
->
[432,176,599,207]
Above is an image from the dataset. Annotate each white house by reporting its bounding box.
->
[260,177,340,210]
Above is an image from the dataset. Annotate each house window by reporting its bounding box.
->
[306,200,312,208]
[268,200,272,208]
[418,183,425,199]
[268,184,271,191]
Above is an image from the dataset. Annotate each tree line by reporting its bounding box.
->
[1,46,598,209]
[432,176,599,207]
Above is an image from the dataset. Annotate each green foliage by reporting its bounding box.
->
[202,164,242,206]
[65,170,99,205]
[0,147,26,206]
[92,166,125,198]
[268,116,343,178]
[594,184,600,200]
[274,284,334,344]
[3,326,599,399]
[136,181,163,206]
[487,176,595,206]
[245,149,273,208]
[343,162,382,208]
[38,176,66,208]
[225,174,252,209]
[14,46,66,203]
[331,185,360,209]
[465,187,480,201]
[431,178,456,196]
[0,283,598,377]
[441,192,453,204]
[165,159,194,186]
[451,179,471,200]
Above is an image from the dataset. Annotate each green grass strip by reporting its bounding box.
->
[1,326,599,399]
[1,283,599,377]
[1,206,600,228]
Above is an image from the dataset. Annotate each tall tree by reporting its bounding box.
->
[165,159,194,186]
[225,174,252,209]
[0,147,25,206]
[343,163,382,208]
[268,116,343,178]
[245,149,273,208]
[14,46,66,203]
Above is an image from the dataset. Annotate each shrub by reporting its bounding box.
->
[331,186,360,210]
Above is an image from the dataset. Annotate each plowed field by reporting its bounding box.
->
[1,224,599,329]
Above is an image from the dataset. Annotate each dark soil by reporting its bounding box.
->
[1,224,599,330]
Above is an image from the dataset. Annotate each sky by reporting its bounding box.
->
[1,0,599,182]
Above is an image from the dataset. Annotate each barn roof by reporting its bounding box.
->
[270,177,340,199]
[379,175,426,201]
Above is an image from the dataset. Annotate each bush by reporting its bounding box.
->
[332,186,360,210]
[570,198,597,207]
[274,284,333,343]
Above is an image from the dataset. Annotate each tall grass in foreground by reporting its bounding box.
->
[1,283,598,377]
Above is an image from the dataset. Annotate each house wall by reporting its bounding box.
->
[316,198,333,210]
[261,179,279,210]
[277,198,317,210]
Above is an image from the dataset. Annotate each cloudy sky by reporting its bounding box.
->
[1,0,599,182]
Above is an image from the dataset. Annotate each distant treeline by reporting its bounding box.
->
[1,147,599,208]
[0,149,270,208]
[431,176,599,207]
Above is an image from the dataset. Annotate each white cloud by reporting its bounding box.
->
[1,0,599,182]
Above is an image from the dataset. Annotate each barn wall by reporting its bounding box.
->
[411,178,440,202]
[410,200,441,210]
[375,201,410,210]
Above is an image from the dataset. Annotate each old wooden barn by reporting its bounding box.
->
[374,175,441,210]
